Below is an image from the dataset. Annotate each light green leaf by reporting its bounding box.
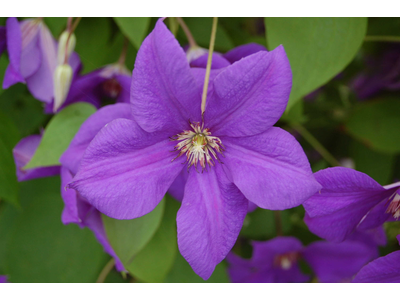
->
[25,102,96,169]
[0,111,20,206]
[126,196,179,282]
[265,17,367,111]
[346,98,400,154]
[113,17,151,50]
[102,198,165,267]
[0,177,108,282]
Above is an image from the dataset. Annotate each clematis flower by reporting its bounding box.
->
[227,236,376,283]
[13,134,61,181]
[2,17,80,104]
[68,19,321,279]
[303,167,400,243]
[45,63,131,113]
[60,103,133,272]
[352,236,400,283]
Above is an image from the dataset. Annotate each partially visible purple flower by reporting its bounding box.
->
[352,236,400,283]
[2,18,81,104]
[0,26,6,56]
[0,275,8,283]
[68,19,321,279]
[13,134,61,181]
[60,103,133,272]
[351,45,400,100]
[45,63,131,113]
[227,236,376,283]
[303,167,400,242]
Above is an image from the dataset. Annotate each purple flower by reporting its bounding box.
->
[13,134,61,181]
[0,275,8,283]
[45,63,131,113]
[68,19,321,279]
[60,103,133,272]
[2,18,81,104]
[352,236,400,283]
[0,26,6,56]
[227,236,376,283]
[303,167,400,243]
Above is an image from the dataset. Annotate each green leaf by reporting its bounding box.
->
[113,17,151,50]
[349,139,395,185]
[25,102,96,169]
[126,196,179,282]
[75,18,112,73]
[0,55,8,96]
[0,177,108,282]
[44,17,67,37]
[0,111,20,206]
[346,98,400,154]
[265,17,367,111]
[240,208,275,240]
[102,198,165,267]
[165,253,229,283]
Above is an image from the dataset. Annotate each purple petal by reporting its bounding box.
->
[251,237,303,265]
[115,74,131,104]
[223,127,321,210]
[167,169,189,202]
[0,26,6,55]
[352,250,400,283]
[226,253,259,283]
[19,20,41,78]
[69,118,183,219]
[357,199,393,231]
[177,164,248,280]
[205,46,291,137]
[223,43,267,64]
[303,167,394,242]
[131,19,201,135]
[26,23,57,103]
[190,53,230,69]
[60,103,133,175]
[0,275,8,283]
[13,135,60,181]
[303,240,375,283]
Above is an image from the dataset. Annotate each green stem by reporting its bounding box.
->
[201,17,218,116]
[176,17,197,48]
[364,35,400,43]
[96,258,115,283]
[291,122,340,167]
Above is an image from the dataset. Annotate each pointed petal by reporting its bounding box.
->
[223,127,321,210]
[60,103,133,175]
[303,240,375,283]
[131,19,201,134]
[26,23,57,103]
[19,20,41,78]
[352,250,400,283]
[69,118,183,219]
[223,43,267,63]
[13,135,60,181]
[190,53,230,69]
[177,164,248,280]
[3,63,25,88]
[303,167,393,242]
[5,17,22,77]
[205,46,291,137]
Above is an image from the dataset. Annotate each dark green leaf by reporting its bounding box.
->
[25,102,96,169]
[102,198,165,267]
[113,17,151,50]
[346,98,400,154]
[44,17,67,37]
[0,177,108,282]
[265,17,367,111]
[0,111,20,206]
[126,196,179,282]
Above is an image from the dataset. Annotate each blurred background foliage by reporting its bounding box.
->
[0,17,399,283]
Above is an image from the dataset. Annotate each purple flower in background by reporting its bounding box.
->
[13,134,61,181]
[303,167,400,242]
[351,45,400,100]
[68,19,320,279]
[60,103,133,272]
[352,236,400,283]
[2,17,80,104]
[0,26,6,56]
[45,63,131,113]
[0,275,8,283]
[227,236,376,283]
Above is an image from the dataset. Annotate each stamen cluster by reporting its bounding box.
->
[274,252,299,270]
[171,122,224,171]
[386,190,400,219]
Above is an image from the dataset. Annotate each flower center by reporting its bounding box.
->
[274,252,299,270]
[386,190,400,219]
[171,122,224,171]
